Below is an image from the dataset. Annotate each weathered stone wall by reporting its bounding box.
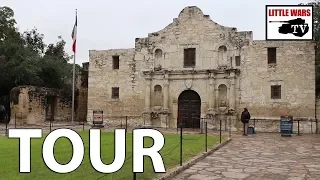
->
[134,7,252,71]
[241,41,316,118]
[77,62,89,122]
[87,6,316,133]
[102,116,142,127]
[10,86,74,125]
[88,49,145,125]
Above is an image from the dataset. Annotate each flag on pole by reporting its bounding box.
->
[71,12,77,53]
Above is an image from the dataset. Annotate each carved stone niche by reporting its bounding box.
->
[218,84,228,113]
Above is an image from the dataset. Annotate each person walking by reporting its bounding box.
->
[241,108,251,136]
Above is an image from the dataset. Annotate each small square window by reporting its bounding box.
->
[271,85,281,99]
[112,87,119,99]
[112,56,119,69]
[235,56,241,66]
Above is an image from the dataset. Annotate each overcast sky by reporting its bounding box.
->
[3,0,310,65]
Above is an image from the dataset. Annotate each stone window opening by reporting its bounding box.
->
[271,85,281,99]
[268,48,276,64]
[112,56,119,69]
[218,84,228,107]
[218,46,227,66]
[155,49,162,59]
[235,56,241,66]
[184,48,196,67]
[152,85,163,107]
[154,49,163,70]
[112,87,119,99]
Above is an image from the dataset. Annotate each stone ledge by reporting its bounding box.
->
[155,138,232,180]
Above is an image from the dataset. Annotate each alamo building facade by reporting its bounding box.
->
[87,6,316,131]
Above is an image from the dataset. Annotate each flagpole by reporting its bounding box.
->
[71,9,77,124]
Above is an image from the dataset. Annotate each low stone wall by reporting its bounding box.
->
[91,116,143,127]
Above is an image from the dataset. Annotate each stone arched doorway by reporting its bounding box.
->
[177,90,201,128]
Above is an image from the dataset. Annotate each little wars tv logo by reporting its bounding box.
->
[266,5,314,40]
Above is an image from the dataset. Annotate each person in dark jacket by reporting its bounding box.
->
[241,108,251,135]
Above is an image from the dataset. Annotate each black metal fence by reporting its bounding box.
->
[248,118,318,134]
[0,114,232,180]
[0,112,88,136]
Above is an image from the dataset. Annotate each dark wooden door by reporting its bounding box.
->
[178,90,201,128]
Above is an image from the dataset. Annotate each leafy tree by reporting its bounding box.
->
[44,36,72,63]
[0,6,16,41]
[0,6,34,94]
[23,28,46,55]
[0,6,81,100]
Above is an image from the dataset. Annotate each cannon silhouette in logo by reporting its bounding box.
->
[269,18,309,37]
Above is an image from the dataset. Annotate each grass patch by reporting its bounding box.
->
[0,131,223,180]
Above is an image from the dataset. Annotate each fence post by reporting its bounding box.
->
[15,113,16,128]
[316,118,318,134]
[5,122,8,137]
[125,116,128,133]
[50,119,52,132]
[205,121,207,152]
[180,123,183,166]
[311,118,313,134]
[121,117,123,128]
[200,119,203,134]
[225,118,227,131]
[298,120,300,136]
[176,118,178,134]
[166,116,168,130]
[83,118,85,131]
[254,118,256,127]
[219,118,222,144]
[229,116,231,138]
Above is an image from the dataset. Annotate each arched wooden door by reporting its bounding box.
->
[178,90,201,128]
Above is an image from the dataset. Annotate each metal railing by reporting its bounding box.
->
[248,117,318,134]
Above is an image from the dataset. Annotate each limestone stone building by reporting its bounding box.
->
[88,6,316,131]
[9,86,74,124]
[8,62,89,125]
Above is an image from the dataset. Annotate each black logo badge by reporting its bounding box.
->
[269,18,309,37]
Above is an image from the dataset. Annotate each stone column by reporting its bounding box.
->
[208,76,215,111]
[215,87,219,108]
[161,73,169,128]
[163,83,169,111]
[143,75,152,127]
[229,71,236,110]
[144,78,151,112]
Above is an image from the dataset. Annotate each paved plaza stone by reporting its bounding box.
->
[170,133,320,180]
